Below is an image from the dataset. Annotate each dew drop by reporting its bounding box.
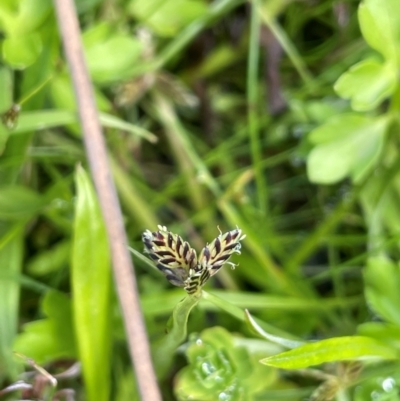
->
[382,377,395,392]
[201,362,215,375]
[218,392,230,401]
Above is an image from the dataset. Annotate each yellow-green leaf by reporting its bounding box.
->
[72,166,111,401]
[260,336,397,369]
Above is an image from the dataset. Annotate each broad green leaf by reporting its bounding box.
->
[72,166,111,401]
[83,23,142,83]
[260,336,397,369]
[334,59,397,111]
[358,0,400,67]
[0,0,51,36]
[0,231,23,379]
[0,186,46,220]
[153,293,201,378]
[129,0,207,37]
[13,291,76,363]
[307,114,387,184]
[364,257,400,326]
[82,21,112,47]
[2,34,42,69]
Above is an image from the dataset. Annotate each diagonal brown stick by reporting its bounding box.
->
[53,1,162,400]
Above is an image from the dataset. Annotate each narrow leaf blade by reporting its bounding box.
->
[260,336,397,369]
[72,167,111,401]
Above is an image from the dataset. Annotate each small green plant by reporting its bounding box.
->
[175,326,274,401]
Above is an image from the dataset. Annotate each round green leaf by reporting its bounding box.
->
[358,0,400,66]
[307,114,387,184]
[84,35,142,83]
[334,59,397,111]
[2,34,42,69]
[129,0,207,37]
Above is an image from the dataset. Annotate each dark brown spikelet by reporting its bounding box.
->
[142,225,245,294]
[142,225,198,287]
[198,228,246,276]
[184,268,211,295]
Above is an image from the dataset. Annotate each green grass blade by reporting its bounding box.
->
[247,0,267,215]
[260,336,397,369]
[257,4,315,90]
[0,230,23,380]
[8,110,156,142]
[245,310,305,349]
[202,290,297,339]
[72,166,111,401]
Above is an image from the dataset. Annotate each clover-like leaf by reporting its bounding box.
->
[334,59,397,111]
[307,114,388,184]
[358,0,400,67]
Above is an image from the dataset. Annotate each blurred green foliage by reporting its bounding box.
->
[1,0,400,400]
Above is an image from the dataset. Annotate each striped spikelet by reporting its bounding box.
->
[184,268,211,295]
[142,226,198,287]
[198,228,245,276]
[142,225,245,295]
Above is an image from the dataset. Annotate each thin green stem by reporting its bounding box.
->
[153,294,201,378]
[202,290,297,338]
[129,0,245,77]
[248,0,267,215]
[110,157,159,230]
[257,5,315,91]
[18,75,54,106]
[389,84,400,113]
[285,182,365,275]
